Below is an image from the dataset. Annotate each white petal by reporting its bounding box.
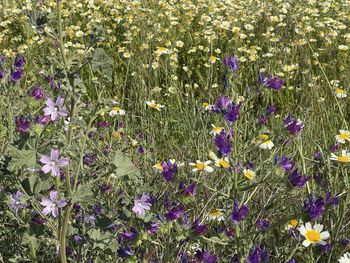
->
[299,225,307,236]
[305,222,312,230]
[314,223,323,232]
[320,231,330,240]
[302,240,311,247]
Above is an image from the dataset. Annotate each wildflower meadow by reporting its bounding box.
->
[1,0,350,262]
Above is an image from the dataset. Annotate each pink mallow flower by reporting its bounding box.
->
[132,194,151,216]
[43,97,68,121]
[40,191,67,218]
[40,149,69,176]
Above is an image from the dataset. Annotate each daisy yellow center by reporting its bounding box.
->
[305,229,321,243]
[339,133,349,139]
[336,89,345,94]
[213,127,223,133]
[195,163,205,170]
[157,47,167,52]
[338,156,350,163]
[259,134,269,141]
[262,139,272,145]
[154,163,164,171]
[210,209,222,216]
[149,103,160,109]
[112,106,121,111]
[218,159,230,168]
[244,171,254,180]
[288,219,298,228]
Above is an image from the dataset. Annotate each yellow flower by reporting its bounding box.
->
[335,130,350,144]
[243,169,255,180]
[209,209,225,221]
[254,134,274,150]
[146,100,165,111]
[335,88,347,98]
[208,56,218,64]
[155,47,169,56]
[152,163,164,173]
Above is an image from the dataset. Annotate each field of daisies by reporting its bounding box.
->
[1,0,350,262]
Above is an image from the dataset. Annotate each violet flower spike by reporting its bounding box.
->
[43,97,68,121]
[40,191,67,218]
[40,149,69,176]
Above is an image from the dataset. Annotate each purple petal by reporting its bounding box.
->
[43,107,54,116]
[57,199,67,208]
[40,155,51,164]
[50,111,58,121]
[52,207,58,218]
[40,198,53,207]
[45,98,56,108]
[58,109,68,117]
[50,191,58,202]
[42,206,53,216]
[56,97,64,107]
[50,149,59,160]
[57,158,69,167]
[41,164,52,174]
[52,165,60,176]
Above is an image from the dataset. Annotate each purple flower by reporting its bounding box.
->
[137,145,144,154]
[31,86,44,100]
[83,153,96,166]
[13,55,26,68]
[32,212,45,225]
[164,204,185,221]
[93,205,102,215]
[101,183,110,192]
[148,223,160,235]
[266,76,284,90]
[40,191,67,218]
[258,70,265,85]
[213,130,233,156]
[191,219,208,235]
[0,69,6,79]
[340,238,350,246]
[223,104,240,124]
[10,68,24,82]
[329,143,340,153]
[132,194,151,216]
[266,105,277,115]
[73,234,83,243]
[303,194,325,220]
[40,149,69,176]
[313,151,322,161]
[325,192,340,206]
[43,97,68,121]
[247,245,269,263]
[284,115,304,134]
[223,53,239,72]
[161,160,177,182]
[84,213,96,225]
[258,115,268,125]
[288,169,308,188]
[195,250,218,263]
[230,200,249,224]
[316,243,331,252]
[9,191,24,215]
[256,218,270,231]
[286,259,296,263]
[212,96,232,113]
[35,115,50,126]
[118,246,133,257]
[15,116,30,132]
[277,156,295,173]
[183,183,197,196]
[120,227,138,241]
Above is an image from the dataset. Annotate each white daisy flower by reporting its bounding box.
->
[243,169,255,180]
[335,130,350,144]
[109,106,126,116]
[298,222,330,247]
[210,124,224,137]
[339,252,350,263]
[146,100,165,111]
[330,150,350,163]
[189,160,214,173]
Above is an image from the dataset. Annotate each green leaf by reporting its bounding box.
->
[72,184,94,205]
[112,150,140,179]
[21,232,39,251]
[92,48,113,76]
[8,148,37,172]
[88,229,117,251]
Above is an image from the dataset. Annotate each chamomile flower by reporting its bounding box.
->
[208,209,225,221]
[109,106,126,116]
[202,102,212,111]
[330,150,350,163]
[339,252,350,263]
[152,162,164,173]
[335,130,350,144]
[189,160,214,173]
[155,47,169,56]
[210,124,224,136]
[146,100,165,111]
[254,134,274,150]
[286,219,301,230]
[335,88,347,98]
[243,169,255,180]
[215,157,231,169]
[298,222,330,247]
